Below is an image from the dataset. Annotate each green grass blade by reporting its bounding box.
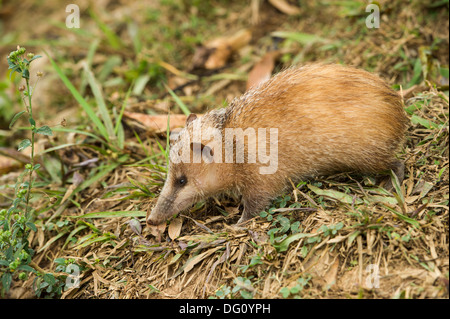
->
[308,185,363,205]
[164,83,191,115]
[46,52,109,141]
[83,63,115,143]
[80,39,100,96]
[89,9,123,50]
[51,127,104,143]
[73,210,146,219]
[9,111,25,129]
[133,130,151,158]
[114,84,132,135]
[272,232,310,252]
[382,205,421,229]
[271,31,327,45]
[72,160,125,199]
[389,169,404,205]
[62,225,88,249]
[37,230,69,253]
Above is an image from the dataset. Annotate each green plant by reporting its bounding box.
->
[47,51,126,152]
[239,254,263,273]
[279,275,312,298]
[33,273,64,298]
[260,195,303,248]
[32,258,84,298]
[211,276,255,299]
[0,46,49,296]
[212,284,231,299]
[307,222,344,244]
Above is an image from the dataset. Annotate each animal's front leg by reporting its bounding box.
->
[236,193,271,225]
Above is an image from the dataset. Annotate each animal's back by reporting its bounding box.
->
[225,63,408,180]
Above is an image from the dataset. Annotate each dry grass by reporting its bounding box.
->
[1,0,448,299]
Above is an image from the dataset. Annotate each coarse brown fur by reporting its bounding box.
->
[146,63,409,226]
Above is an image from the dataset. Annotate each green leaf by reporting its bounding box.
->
[28,117,36,126]
[54,258,66,265]
[22,68,30,79]
[26,222,37,232]
[43,273,56,285]
[8,65,21,79]
[1,273,12,293]
[28,55,42,63]
[308,185,363,205]
[133,74,150,95]
[73,210,146,219]
[35,125,53,136]
[18,139,31,151]
[7,57,15,69]
[347,231,360,246]
[389,169,404,205]
[382,205,421,229]
[408,58,422,88]
[17,264,36,273]
[0,260,9,267]
[9,111,26,128]
[37,231,68,254]
[271,31,328,45]
[410,114,438,129]
[280,287,290,298]
[272,232,310,252]
[239,290,253,299]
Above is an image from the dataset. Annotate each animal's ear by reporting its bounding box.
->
[186,113,197,126]
[190,142,214,162]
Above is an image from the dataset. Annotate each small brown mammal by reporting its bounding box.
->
[146,63,408,226]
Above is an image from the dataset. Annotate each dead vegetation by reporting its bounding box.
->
[0,0,448,299]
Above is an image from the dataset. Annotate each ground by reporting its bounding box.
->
[0,0,448,299]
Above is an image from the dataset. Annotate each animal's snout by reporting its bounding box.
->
[146,213,159,226]
[146,209,166,227]
[146,215,156,226]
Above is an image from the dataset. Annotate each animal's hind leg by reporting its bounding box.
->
[383,160,405,191]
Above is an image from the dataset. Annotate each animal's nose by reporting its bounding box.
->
[146,216,156,226]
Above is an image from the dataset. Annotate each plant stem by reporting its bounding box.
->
[25,78,34,217]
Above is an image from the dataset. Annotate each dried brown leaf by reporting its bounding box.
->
[268,0,301,15]
[148,223,166,242]
[123,111,188,133]
[192,29,251,70]
[246,51,281,90]
[168,217,183,240]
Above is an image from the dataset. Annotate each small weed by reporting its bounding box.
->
[33,258,84,299]
[279,275,312,298]
[239,254,263,273]
[211,276,255,299]
[1,46,49,296]
[259,194,307,251]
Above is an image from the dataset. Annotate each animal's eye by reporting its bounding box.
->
[177,176,187,186]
